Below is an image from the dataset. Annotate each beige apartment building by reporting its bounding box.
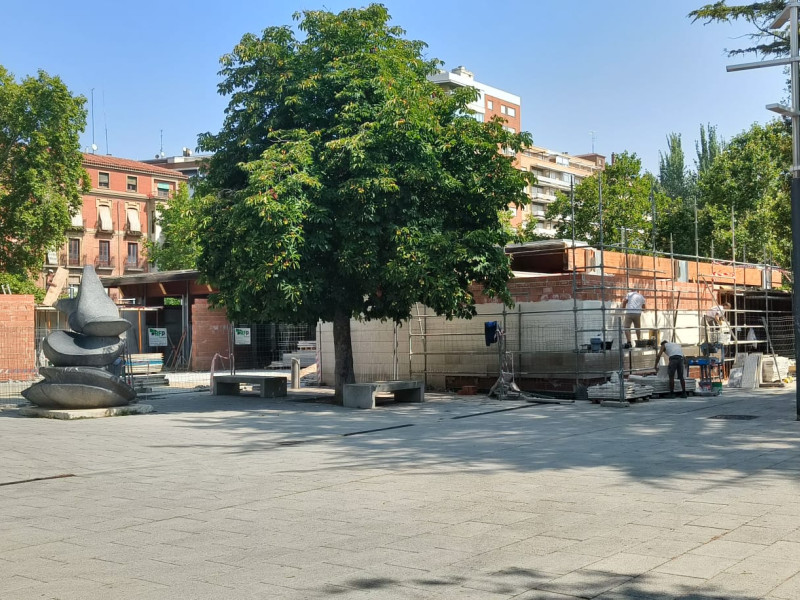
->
[514,149,605,235]
[429,66,605,236]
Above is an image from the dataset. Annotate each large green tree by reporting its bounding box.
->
[196,5,532,398]
[546,151,670,250]
[696,123,725,175]
[659,132,692,201]
[144,183,200,270]
[0,66,88,276]
[697,119,791,264]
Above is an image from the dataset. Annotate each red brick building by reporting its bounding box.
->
[43,154,187,296]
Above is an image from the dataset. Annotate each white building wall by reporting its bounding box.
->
[317,300,709,390]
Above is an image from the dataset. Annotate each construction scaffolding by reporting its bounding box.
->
[386,180,794,401]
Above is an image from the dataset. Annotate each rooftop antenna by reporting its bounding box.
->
[159,129,165,158]
[90,88,97,154]
[103,89,109,155]
[590,131,596,154]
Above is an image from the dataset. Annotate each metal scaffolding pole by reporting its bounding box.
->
[726,0,800,419]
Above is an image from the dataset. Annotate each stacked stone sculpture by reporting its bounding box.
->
[23,266,136,409]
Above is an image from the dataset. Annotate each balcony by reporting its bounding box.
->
[124,257,147,272]
[125,224,143,237]
[95,255,114,271]
[67,217,85,231]
[60,252,86,268]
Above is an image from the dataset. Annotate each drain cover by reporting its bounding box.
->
[708,414,758,420]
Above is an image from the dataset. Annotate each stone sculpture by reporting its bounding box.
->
[23,266,136,409]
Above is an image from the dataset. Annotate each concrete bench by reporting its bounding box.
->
[212,375,287,398]
[343,380,424,409]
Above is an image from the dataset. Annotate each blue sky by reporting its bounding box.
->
[3,0,782,173]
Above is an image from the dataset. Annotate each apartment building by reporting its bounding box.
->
[43,154,187,294]
[514,149,605,235]
[428,66,605,237]
[142,148,209,182]
[428,66,521,131]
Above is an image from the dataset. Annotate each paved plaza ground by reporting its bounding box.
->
[2,384,800,599]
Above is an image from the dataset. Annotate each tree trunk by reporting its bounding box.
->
[332,309,355,402]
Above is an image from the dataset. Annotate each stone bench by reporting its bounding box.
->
[212,375,287,398]
[343,380,424,409]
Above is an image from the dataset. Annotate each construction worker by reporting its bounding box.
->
[654,340,687,398]
[703,301,730,345]
[622,290,646,349]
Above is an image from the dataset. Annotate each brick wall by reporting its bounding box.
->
[0,295,36,382]
[190,298,230,371]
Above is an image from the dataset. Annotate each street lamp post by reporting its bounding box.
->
[727,1,800,420]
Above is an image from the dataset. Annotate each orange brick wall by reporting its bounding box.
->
[569,249,781,288]
[473,271,763,312]
[190,298,230,371]
[0,295,36,382]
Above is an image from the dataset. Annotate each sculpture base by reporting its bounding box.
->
[19,404,153,420]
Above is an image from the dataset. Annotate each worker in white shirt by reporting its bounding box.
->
[622,290,646,349]
[654,340,687,398]
[703,302,730,344]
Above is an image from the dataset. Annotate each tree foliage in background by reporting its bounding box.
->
[689,2,787,57]
[546,152,671,250]
[697,119,791,264]
[195,5,532,398]
[0,272,45,303]
[695,123,725,175]
[659,133,692,201]
[0,65,88,276]
[144,183,201,271]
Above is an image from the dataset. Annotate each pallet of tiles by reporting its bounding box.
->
[628,375,697,395]
[587,381,654,402]
[762,356,790,382]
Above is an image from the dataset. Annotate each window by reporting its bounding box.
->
[127,176,138,192]
[127,243,139,267]
[98,204,113,232]
[556,156,570,167]
[156,182,170,198]
[126,207,141,234]
[503,126,516,133]
[98,172,109,188]
[500,105,507,115]
[68,238,81,266]
[98,240,111,267]
[70,210,83,228]
[507,106,516,117]
[487,100,493,110]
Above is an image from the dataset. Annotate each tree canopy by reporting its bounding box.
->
[144,183,200,271]
[696,119,791,264]
[0,66,88,276]
[546,152,671,251]
[689,2,787,57]
[195,4,532,397]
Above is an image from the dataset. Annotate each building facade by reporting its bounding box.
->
[43,154,187,296]
[428,66,605,236]
[514,149,606,235]
[428,66,521,132]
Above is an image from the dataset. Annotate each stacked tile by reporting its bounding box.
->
[762,356,790,382]
[740,353,763,390]
[629,374,697,394]
[587,381,654,401]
